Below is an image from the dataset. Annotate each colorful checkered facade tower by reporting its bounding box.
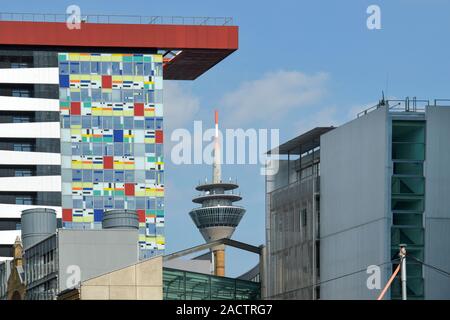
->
[59,53,164,257]
[0,15,237,260]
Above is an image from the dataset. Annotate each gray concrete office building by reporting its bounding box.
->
[266,99,450,300]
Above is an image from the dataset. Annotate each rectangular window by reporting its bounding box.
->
[84,196,93,209]
[104,196,114,208]
[124,117,134,129]
[102,91,112,102]
[104,143,114,156]
[101,62,112,75]
[114,170,124,182]
[15,169,33,177]
[134,90,144,103]
[16,196,33,205]
[12,89,30,97]
[72,170,82,181]
[12,116,32,123]
[134,119,144,129]
[103,116,113,129]
[92,143,102,156]
[125,170,135,182]
[123,62,132,75]
[112,89,122,102]
[93,170,103,182]
[70,61,80,74]
[81,88,90,101]
[82,170,92,182]
[14,143,33,152]
[302,209,307,227]
[91,62,100,74]
[92,116,102,128]
[135,62,144,75]
[112,62,121,75]
[123,90,133,103]
[72,143,81,155]
[70,91,81,101]
[94,197,103,209]
[82,143,92,155]
[113,117,123,129]
[155,118,163,130]
[91,89,101,101]
[80,62,90,74]
[60,62,69,75]
[114,143,123,156]
[103,170,113,182]
[81,116,91,128]
[124,143,133,156]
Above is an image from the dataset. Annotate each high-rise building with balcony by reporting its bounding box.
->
[0,13,238,259]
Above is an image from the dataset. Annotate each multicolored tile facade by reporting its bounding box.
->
[58,53,164,257]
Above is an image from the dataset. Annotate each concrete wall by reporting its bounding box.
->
[163,258,211,275]
[320,107,391,299]
[424,106,450,299]
[58,229,139,292]
[79,256,162,300]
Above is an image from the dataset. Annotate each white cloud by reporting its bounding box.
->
[220,70,329,127]
[294,106,340,134]
[163,81,200,132]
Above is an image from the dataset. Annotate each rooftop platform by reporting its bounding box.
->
[0,13,238,80]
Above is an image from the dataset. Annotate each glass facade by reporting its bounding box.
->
[391,120,425,299]
[163,268,260,300]
[58,53,164,258]
[24,235,58,300]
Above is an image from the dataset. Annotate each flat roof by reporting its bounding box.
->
[268,127,335,155]
[0,20,238,80]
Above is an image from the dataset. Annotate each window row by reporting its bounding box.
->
[67,169,164,183]
[64,195,164,210]
[61,115,163,130]
[63,142,163,157]
[60,61,162,77]
[60,88,163,104]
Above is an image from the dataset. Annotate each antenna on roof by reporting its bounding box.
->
[380,90,386,106]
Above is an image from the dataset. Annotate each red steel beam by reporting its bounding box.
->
[0,21,238,80]
[0,21,238,50]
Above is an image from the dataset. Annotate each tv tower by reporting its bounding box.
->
[189,111,246,276]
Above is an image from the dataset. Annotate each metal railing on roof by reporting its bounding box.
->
[357,97,450,118]
[0,12,234,26]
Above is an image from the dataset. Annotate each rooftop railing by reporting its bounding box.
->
[0,12,234,26]
[357,97,450,118]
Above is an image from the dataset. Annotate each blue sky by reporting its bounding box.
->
[5,0,450,276]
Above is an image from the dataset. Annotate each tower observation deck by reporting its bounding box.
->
[189,111,246,276]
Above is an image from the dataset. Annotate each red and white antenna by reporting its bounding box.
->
[213,110,221,183]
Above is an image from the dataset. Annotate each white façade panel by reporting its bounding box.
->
[0,150,60,165]
[0,204,62,219]
[0,122,60,138]
[0,96,59,112]
[0,256,14,262]
[0,67,58,84]
[0,176,61,192]
[0,230,21,245]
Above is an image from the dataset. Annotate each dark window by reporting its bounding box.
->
[13,115,32,123]
[302,209,307,227]
[15,169,33,177]
[12,88,30,97]
[16,196,33,205]
[13,143,33,152]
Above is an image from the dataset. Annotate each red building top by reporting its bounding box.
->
[0,18,238,80]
